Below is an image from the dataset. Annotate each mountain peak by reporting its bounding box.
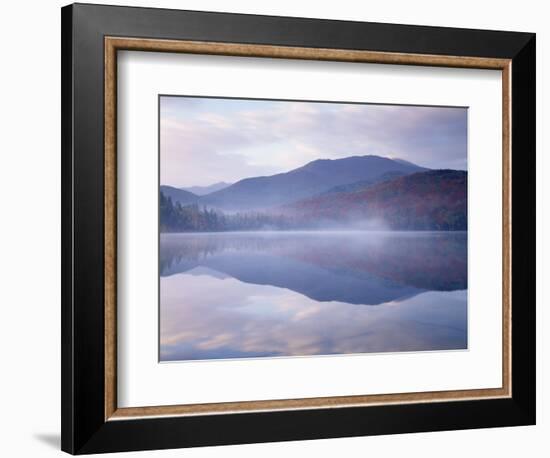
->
[201,154,427,211]
[302,155,421,168]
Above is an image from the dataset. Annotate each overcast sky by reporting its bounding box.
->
[160,96,467,188]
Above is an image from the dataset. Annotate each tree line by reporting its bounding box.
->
[160,192,291,232]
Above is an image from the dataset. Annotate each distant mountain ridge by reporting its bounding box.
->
[159,186,198,206]
[182,181,232,196]
[200,155,427,211]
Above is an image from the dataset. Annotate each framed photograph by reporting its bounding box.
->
[61,3,536,454]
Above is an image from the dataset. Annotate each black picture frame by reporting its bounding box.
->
[61,3,536,454]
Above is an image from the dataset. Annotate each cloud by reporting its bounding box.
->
[160,97,467,187]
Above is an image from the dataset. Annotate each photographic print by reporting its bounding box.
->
[159,96,468,362]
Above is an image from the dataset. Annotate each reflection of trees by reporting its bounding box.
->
[160,232,467,291]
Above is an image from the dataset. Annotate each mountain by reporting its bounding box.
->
[159,185,198,206]
[391,158,420,167]
[322,170,408,195]
[280,170,467,231]
[182,181,232,196]
[200,155,427,211]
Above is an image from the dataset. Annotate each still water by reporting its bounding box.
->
[160,231,467,361]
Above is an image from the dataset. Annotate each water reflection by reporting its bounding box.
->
[160,231,467,361]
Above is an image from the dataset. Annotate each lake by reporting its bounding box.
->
[160,231,467,361]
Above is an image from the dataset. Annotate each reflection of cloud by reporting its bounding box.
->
[160,272,467,362]
[160,97,467,187]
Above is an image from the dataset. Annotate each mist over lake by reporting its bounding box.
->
[160,231,467,361]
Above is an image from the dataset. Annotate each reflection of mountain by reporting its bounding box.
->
[160,232,467,305]
[200,155,426,211]
[169,252,422,306]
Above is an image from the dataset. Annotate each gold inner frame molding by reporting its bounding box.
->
[104,36,512,421]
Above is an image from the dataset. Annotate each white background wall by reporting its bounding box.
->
[0,0,545,456]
